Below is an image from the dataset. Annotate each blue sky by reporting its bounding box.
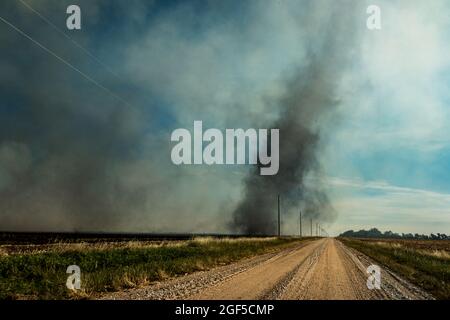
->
[319,0,450,234]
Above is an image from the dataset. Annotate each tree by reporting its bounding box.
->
[339,228,448,240]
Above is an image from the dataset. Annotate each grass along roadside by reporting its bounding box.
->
[339,237,450,299]
[0,237,313,299]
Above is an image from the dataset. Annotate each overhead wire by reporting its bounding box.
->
[17,0,120,79]
[0,14,133,108]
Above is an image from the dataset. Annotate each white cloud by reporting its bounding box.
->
[325,176,450,235]
[323,0,450,158]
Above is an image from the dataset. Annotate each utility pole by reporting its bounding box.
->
[299,210,302,237]
[277,194,280,237]
[310,219,313,237]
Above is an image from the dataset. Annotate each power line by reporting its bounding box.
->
[0,15,132,108]
[17,0,120,79]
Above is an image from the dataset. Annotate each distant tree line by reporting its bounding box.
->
[339,228,449,240]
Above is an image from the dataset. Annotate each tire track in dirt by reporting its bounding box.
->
[101,239,317,300]
[188,239,326,300]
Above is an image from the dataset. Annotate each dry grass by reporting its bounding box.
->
[366,240,450,261]
[1,236,282,256]
[0,237,308,299]
[190,236,277,244]
[341,237,450,299]
[423,249,450,259]
[0,240,183,256]
[357,238,450,251]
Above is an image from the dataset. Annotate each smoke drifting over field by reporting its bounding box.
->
[0,0,169,231]
[0,0,360,233]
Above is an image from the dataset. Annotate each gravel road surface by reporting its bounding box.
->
[101,238,433,300]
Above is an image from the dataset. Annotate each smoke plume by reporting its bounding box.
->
[232,2,360,234]
[0,0,361,233]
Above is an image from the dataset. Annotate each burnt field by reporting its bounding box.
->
[0,231,273,245]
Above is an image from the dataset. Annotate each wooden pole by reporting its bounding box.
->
[277,194,280,237]
[299,210,302,237]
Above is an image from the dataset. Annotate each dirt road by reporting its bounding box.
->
[102,238,432,300]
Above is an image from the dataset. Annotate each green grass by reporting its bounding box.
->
[0,237,308,300]
[340,238,450,299]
